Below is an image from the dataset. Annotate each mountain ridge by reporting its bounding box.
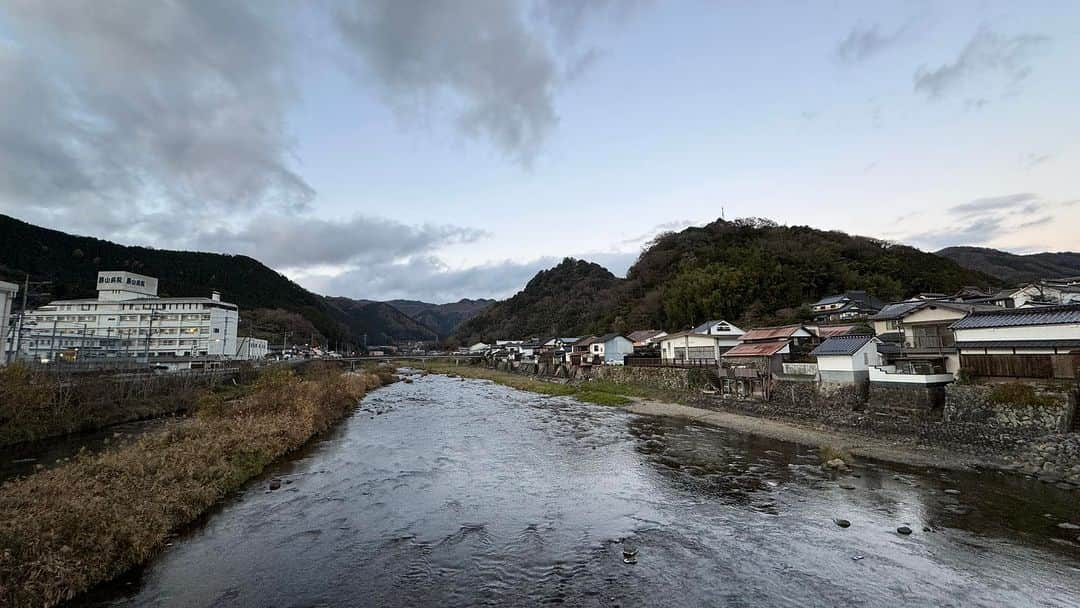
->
[936,246,1080,285]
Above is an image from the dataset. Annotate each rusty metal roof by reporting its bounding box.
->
[813,325,860,338]
[723,341,788,357]
[740,324,807,341]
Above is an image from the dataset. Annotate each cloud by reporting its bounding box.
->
[914,27,1048,101]
[333,1,558,166]
[835,24,908,63]
[302,255,562,302]
[333,1,643,166]
[947,193,1040,217]
[1022,152,1052,168]
[191,214,488,269]
[905,193,1068,249]
[0,1,312,235]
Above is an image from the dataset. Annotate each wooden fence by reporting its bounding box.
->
[959,354,1079,380]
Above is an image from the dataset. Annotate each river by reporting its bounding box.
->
[75,373,1080,607]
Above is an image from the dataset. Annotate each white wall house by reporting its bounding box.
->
[1,280,18,366]
[589,334,634,364]
[809,335,882,383]
[11,271,239,363]
[659,331,729,362]
[951,304,1080,380]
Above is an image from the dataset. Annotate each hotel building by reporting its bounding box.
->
[9,271,265,363]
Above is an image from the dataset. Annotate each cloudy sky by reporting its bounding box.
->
[1,1,1077,302]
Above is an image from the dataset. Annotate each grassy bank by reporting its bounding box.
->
[415,361,689,406]
[0,363,391,607]
[0,363,255,447]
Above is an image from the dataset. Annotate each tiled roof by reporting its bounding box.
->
[950,304,1080,329]
[868,301,926,320]
[809,335,876,357]
[627,329,664,342]
[723,341,788,357]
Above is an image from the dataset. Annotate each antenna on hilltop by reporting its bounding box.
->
[721,206,725,220]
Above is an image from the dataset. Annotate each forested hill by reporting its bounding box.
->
[455,218,998,342]
[0,213,446,346]
[936,246,1080,284]
[455,258,622,341]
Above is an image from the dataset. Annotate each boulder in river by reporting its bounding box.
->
[897,525,913,535]
[834,518,851,528]
[269,479,282,491]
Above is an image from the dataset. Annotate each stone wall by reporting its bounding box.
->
[868,384,946,416]
[590,365,706,392]
[944,384,1075,435]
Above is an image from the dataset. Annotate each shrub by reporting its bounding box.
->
[819,445,852,466]
[988,382,1061,408]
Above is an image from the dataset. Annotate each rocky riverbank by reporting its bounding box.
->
[1007,434,1080,488]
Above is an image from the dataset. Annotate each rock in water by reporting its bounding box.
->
[834,519,851,528]
[269,479,282,491]
[897,525,912,535]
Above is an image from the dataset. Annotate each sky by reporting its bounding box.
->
[1,1,1078,303]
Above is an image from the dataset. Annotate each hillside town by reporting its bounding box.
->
[468,279,1080,435]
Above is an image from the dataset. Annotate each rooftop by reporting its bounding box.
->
[723,341,788,357]
[809,334,877,357]
[950,304,1080,330]
[740,324,809,341]
[626,329,665,342]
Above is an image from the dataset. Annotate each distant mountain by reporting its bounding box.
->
[936,246,1080,285]
[456,218,998,342]
[387,299,494,338]
[0,213,445,346]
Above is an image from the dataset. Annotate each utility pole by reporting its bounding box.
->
[144,309,158,368]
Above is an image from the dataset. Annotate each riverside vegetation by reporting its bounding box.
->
[0,363,256,447]
[0,362,395,607]
[418,361,691,407]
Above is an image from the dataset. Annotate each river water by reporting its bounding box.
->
[77,373,1080,607]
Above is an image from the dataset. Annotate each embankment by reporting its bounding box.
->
[0,363,395,608]
[0,363,252,446]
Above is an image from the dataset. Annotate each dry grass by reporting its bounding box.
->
[0,363,386,607]
[819,445,853,466]
[0,363,251,446]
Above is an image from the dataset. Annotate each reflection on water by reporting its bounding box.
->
[77,374,1080,607]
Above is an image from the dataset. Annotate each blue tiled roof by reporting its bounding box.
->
[868,301,925,320]
[809,334,876,356]
[950,304,1080,329]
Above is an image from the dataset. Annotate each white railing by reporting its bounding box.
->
[869,365,954,385]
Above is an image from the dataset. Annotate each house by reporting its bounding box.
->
[467,341,490,354]
[810,291,883,322]
[626,329,667,348]
[869,301,997,376]
[570,336,598,365]
[721,324,815,376]
[659,331,726,364]
[810,335,883,383]
[1010,278,1080,308]
[951,304,1080,380]
[692,320,746,340]
[583,333,634,365]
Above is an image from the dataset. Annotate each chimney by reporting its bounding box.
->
[211,291,221,302]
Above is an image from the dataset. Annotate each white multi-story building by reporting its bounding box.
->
[9,271,251,363]
[1,280,18,366]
